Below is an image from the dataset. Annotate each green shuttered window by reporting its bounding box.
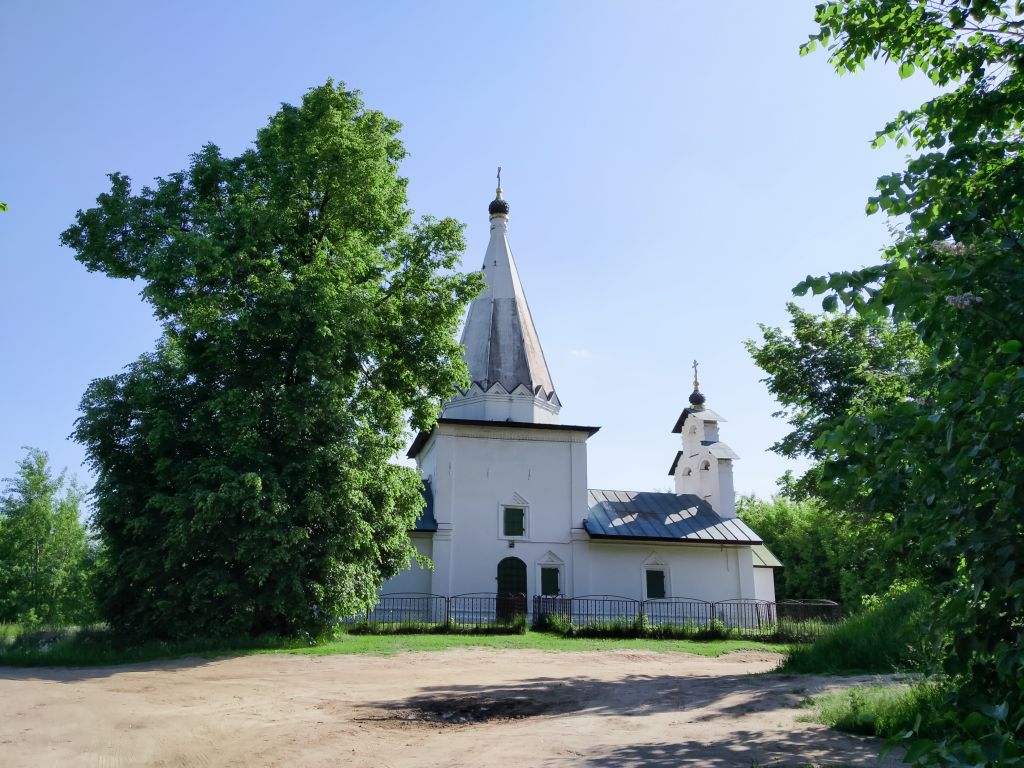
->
[541,566,560,596]
[503,507,525,537]
[645,569,666,599]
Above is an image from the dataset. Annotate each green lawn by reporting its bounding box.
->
[0,624,789,667]
[292,632,790,657]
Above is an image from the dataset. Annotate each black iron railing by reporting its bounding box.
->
[532,595,841,640]
[449,592,527,629]
[570,595,642,627]
[362,592,447,628]
[348,593,842,641]
[643,597,714,629]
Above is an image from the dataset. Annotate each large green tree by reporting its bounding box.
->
[746,302,925,498]
[0,448,95,625]
[745,304,930,605]
[63,82,481,640]
[801,2,1024,762]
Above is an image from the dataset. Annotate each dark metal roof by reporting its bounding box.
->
[412,479,437,532]
[584,489,762,545]
[667,450,686,476]
[407,418,601,459]
[671,407,725,434]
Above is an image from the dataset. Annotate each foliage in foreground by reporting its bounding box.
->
[0,623,782,667]
[0,448,98,625]
[802,2,1024,762]
[781,587,934,675]
[61,81,481,641]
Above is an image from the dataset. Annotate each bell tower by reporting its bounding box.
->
[668,363,739,518]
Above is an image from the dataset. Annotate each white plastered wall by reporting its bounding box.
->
[412,422,591,597]
[575,542,757,601]
[380,533,434,594]
[753,567,777,603]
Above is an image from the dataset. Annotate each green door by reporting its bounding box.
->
[541,566,560,596]
[497,557,527,595]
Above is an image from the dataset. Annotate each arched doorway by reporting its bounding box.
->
[496,557,527,623]
[497,556,527,594]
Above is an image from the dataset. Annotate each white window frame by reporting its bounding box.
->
[535,551,565,597]
[641,554,670,600]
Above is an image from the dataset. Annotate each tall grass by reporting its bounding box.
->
[782,588,934,674]
[804,683,947,739]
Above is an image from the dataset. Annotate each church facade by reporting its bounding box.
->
[383,182,779,604]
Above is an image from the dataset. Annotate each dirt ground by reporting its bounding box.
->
[0,648,900,767]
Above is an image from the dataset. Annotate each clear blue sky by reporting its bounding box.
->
[0,1,937,500]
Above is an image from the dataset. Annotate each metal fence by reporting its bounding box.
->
[361,592,447,627]
[570,595,642,626]
[532,595,842,641]
[644,597,714,629]
[349,593,842,640]
[346,592,527,630]
[449,592,527,629]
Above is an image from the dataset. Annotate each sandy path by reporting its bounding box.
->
[0,648,898,767]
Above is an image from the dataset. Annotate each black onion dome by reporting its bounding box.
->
[488,195,510,216]
[688,388,706,407]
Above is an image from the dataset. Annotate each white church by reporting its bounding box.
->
[383,180,779,605]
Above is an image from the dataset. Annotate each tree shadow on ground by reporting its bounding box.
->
[569,729,899,767]
[369,671,898,766]
[0,656,221,683]
[372,671,869,721]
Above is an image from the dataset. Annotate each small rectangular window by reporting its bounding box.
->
[503,507,525,537]
[541,567,560,596]
[646,569,666,599]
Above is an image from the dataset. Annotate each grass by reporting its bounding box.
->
[781,588,932,674]
[800,682,946,739]
[0,622,790,667]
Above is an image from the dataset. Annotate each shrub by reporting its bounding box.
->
[782,587,936,674]
[695,618,732,640]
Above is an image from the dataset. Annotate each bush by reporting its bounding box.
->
[782,587,935,674]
